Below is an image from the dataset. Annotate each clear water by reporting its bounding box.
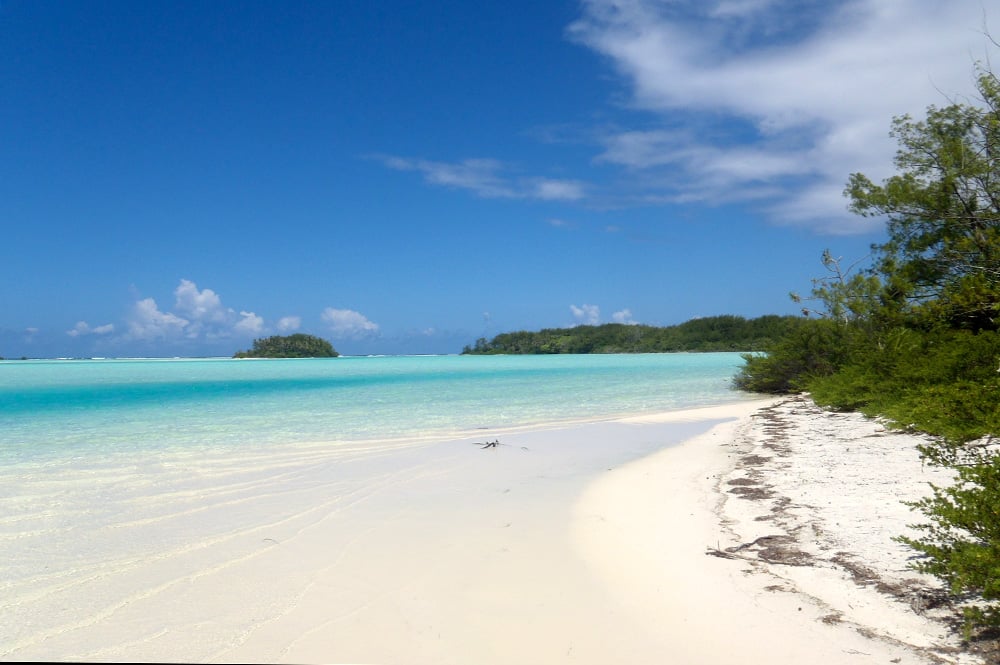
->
[1,352,755,660]
[0,353,752,463]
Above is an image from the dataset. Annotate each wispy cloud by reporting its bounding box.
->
[372,3,991,234]
[66,321,115,337]
[568,0,996,233]
[383,157,515,198]
[531,178,586,201]
[380,155,586,201]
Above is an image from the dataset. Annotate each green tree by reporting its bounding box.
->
[790,250,883,325]
[846,67,1000,331]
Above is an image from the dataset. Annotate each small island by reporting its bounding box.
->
[234,334,339,358]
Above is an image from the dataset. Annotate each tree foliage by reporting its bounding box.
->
[234,334,338,358]
[462,315,799,355]
[791,249,885,324]
[735,65,1000,636]
[846,67,1000,331]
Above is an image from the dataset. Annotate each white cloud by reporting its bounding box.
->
[171,279,239,338]
[532,178,586,201]
[612,309,637,324]
[383,156,516,198]
[123,279,274,343]
[570,303,601,325]
[174,279,229,323]
[321,307,380,338]
[67,321,115,337]
[67,322,88,337]
[568,0,996,232]
[277,316,301,332]
[127,297,189,341]
[234,311,264,336]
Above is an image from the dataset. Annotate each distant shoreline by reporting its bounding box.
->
[1,349,755,361]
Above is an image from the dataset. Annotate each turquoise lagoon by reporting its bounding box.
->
[2,352,758,660]
[1,353,754,463]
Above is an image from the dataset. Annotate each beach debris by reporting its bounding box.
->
[471,439,530,451]
[705,535,814,567]
[470,438,502,449]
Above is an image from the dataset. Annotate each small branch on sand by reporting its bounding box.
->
[470,439,530,451]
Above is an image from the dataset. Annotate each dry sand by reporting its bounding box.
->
[2,396,981,663]
[578,396,983,665]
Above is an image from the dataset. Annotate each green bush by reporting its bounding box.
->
[896,457,1000,636]
[807,329,1000,443]
[732,318,854,394]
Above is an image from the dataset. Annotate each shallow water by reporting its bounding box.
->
[0,352,754,660]
[0,353,753,462]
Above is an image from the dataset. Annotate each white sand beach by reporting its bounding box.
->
[578,398,982,665]
[2,397,981,664]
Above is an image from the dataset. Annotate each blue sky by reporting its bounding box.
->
[2,0,996,357]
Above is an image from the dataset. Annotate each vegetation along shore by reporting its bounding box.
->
[733,65,1000,646]
[461,314,798,355]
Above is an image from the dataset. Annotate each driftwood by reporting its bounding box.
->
[471,439,529,451]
